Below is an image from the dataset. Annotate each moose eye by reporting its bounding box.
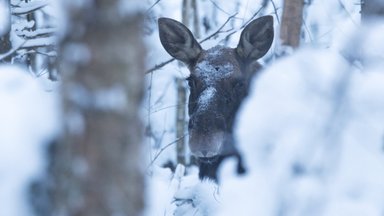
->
[186,76,196,88]
[232,80,245,89]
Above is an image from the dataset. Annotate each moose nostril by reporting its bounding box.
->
[201,150,208,157]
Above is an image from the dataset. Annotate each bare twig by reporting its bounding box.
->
[219,7,264,43]
[146,58,175,74]
[337,0,358,26]
[208,0,235,16]
[270,0,280,24]
[198,13,238,43]
[240,7,263,28]
[12,0,49,15]
[146,0,161,13]
[149,103,188,115]
[147,134,188,169]
[0,40,26,61]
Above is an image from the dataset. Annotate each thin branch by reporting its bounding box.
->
[146,0,161,13]
[198,12,238,43]
[12,0,49,15]
[147,134,188,169]
[270,0,280,24]
[219,7,264,43]
[145,58,175,74]
[0,40,26,61]
[149,103,188,115]
[208,0,235,16]
[302,18,314,43]
[239,7,263,29]
[21,36,56,49]
[18,27,57,38]
[337,0,358,26]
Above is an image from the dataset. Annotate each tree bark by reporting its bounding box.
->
[48,1,146,215]
[0,0,11,62]
[280,0,304,48]
[177,0,200,166]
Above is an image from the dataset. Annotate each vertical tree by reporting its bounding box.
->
[280,0,304,49]
[0,0,11,62]
[176,0,200,166]
[48,1,145,215]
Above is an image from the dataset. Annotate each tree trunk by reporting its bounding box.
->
[48,1,145,215]
[0,0,11,62]
[280,0,304,48]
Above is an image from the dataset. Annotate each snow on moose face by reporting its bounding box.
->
[158,15,274,164]
[187,46,248,158]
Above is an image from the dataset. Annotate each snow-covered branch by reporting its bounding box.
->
[18,27,56,38]
[21,36,56,49]
[11,0,49,15]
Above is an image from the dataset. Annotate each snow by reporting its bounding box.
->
[22,35,56,48]
[11,0,49,15]
[197,87,216,111]
[195,59,234,86]
[217,48,384,215]
[0,65,59,216]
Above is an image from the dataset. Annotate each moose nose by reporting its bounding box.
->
[201,150,209,157]
[189,112,226,133]
[194,150,216,158]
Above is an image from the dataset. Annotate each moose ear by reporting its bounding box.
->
[158,18,202,64]
[236,15,274,61]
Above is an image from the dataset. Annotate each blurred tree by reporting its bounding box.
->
[0,0,11,62]
[47,0,146,215]
[280,0,304,49]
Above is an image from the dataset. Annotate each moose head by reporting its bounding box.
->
[158,16,274,180]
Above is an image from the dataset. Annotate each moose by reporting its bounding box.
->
[158,15,274,180]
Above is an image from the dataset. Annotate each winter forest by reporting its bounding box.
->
[1,0,384,215]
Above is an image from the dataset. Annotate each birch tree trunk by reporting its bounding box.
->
[177,0,200,166]
[48,1,145,215]
[280,0,304,48]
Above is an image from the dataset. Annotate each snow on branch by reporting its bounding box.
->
[0,40,27,61]
[12,0,49,15]
[18,27,56,38]
[21,36,56,49]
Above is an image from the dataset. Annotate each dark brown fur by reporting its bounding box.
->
[158,16,274,181]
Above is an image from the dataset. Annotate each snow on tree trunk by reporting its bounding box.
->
[48,1,145,215]
[280,0,304,48]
